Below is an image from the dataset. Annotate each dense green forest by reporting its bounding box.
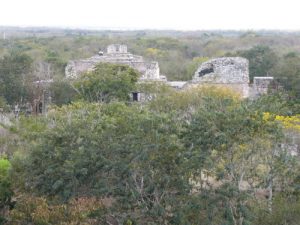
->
[0,28,300,224]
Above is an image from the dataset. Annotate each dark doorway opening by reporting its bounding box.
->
[132,92,139,101]
[38,102,43,113]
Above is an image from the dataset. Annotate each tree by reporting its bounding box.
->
[14,101,186,224]
[237,45,278,82]
[179,90,294,225]
[49,80,77,106]
[0,52,33,105]
[73,63,139,103]
[273,52,300,107]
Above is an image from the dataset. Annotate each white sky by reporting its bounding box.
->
[0,0,299,30]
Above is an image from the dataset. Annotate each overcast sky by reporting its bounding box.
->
[0,0,299,30]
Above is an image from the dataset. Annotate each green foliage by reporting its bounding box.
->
[10,86,298,224]
[179,91,285,224]
[16,101,185,224]
[0,157,13,222]
[0,158,10,178]
[49,80,77,106]
[242,90,298,116]
[237,45,278,82]
[2,31,300,82]
[74,63,139,102]
[273,52,300,102]
[45,50,67,75]
[0,52,33,104]
[253,195,300,225]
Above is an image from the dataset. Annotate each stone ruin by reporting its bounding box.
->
[251,77,275,96]
[65,45,274,99]
[170,57,273,98]
[188,57,250,97]
[193,57,249,84]
[65,44,166,81]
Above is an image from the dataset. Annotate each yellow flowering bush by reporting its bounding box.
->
[275,115,300,131]
[263,112,300,132]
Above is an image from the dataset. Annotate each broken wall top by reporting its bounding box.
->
[192,57,249,84]
[107,44,128,54]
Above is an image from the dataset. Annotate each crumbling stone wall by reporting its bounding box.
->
[65,60,95,79]
[189,57,250,97]
[253,77,274,95]
[192,57,249,84]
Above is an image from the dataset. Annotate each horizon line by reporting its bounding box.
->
[1,25,300,33]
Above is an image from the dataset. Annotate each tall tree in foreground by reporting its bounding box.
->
[73,63,139,103]
[179,91,298,225]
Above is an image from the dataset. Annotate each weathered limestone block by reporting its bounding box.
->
[253,77,274,95]
[107,44,128,54]
[140,62,160,80]
[166,81,187,89]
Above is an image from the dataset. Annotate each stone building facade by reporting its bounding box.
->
[65,44,166,81]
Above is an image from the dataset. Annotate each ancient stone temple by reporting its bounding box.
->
[188,57,250,97]
[65,44,166,81]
